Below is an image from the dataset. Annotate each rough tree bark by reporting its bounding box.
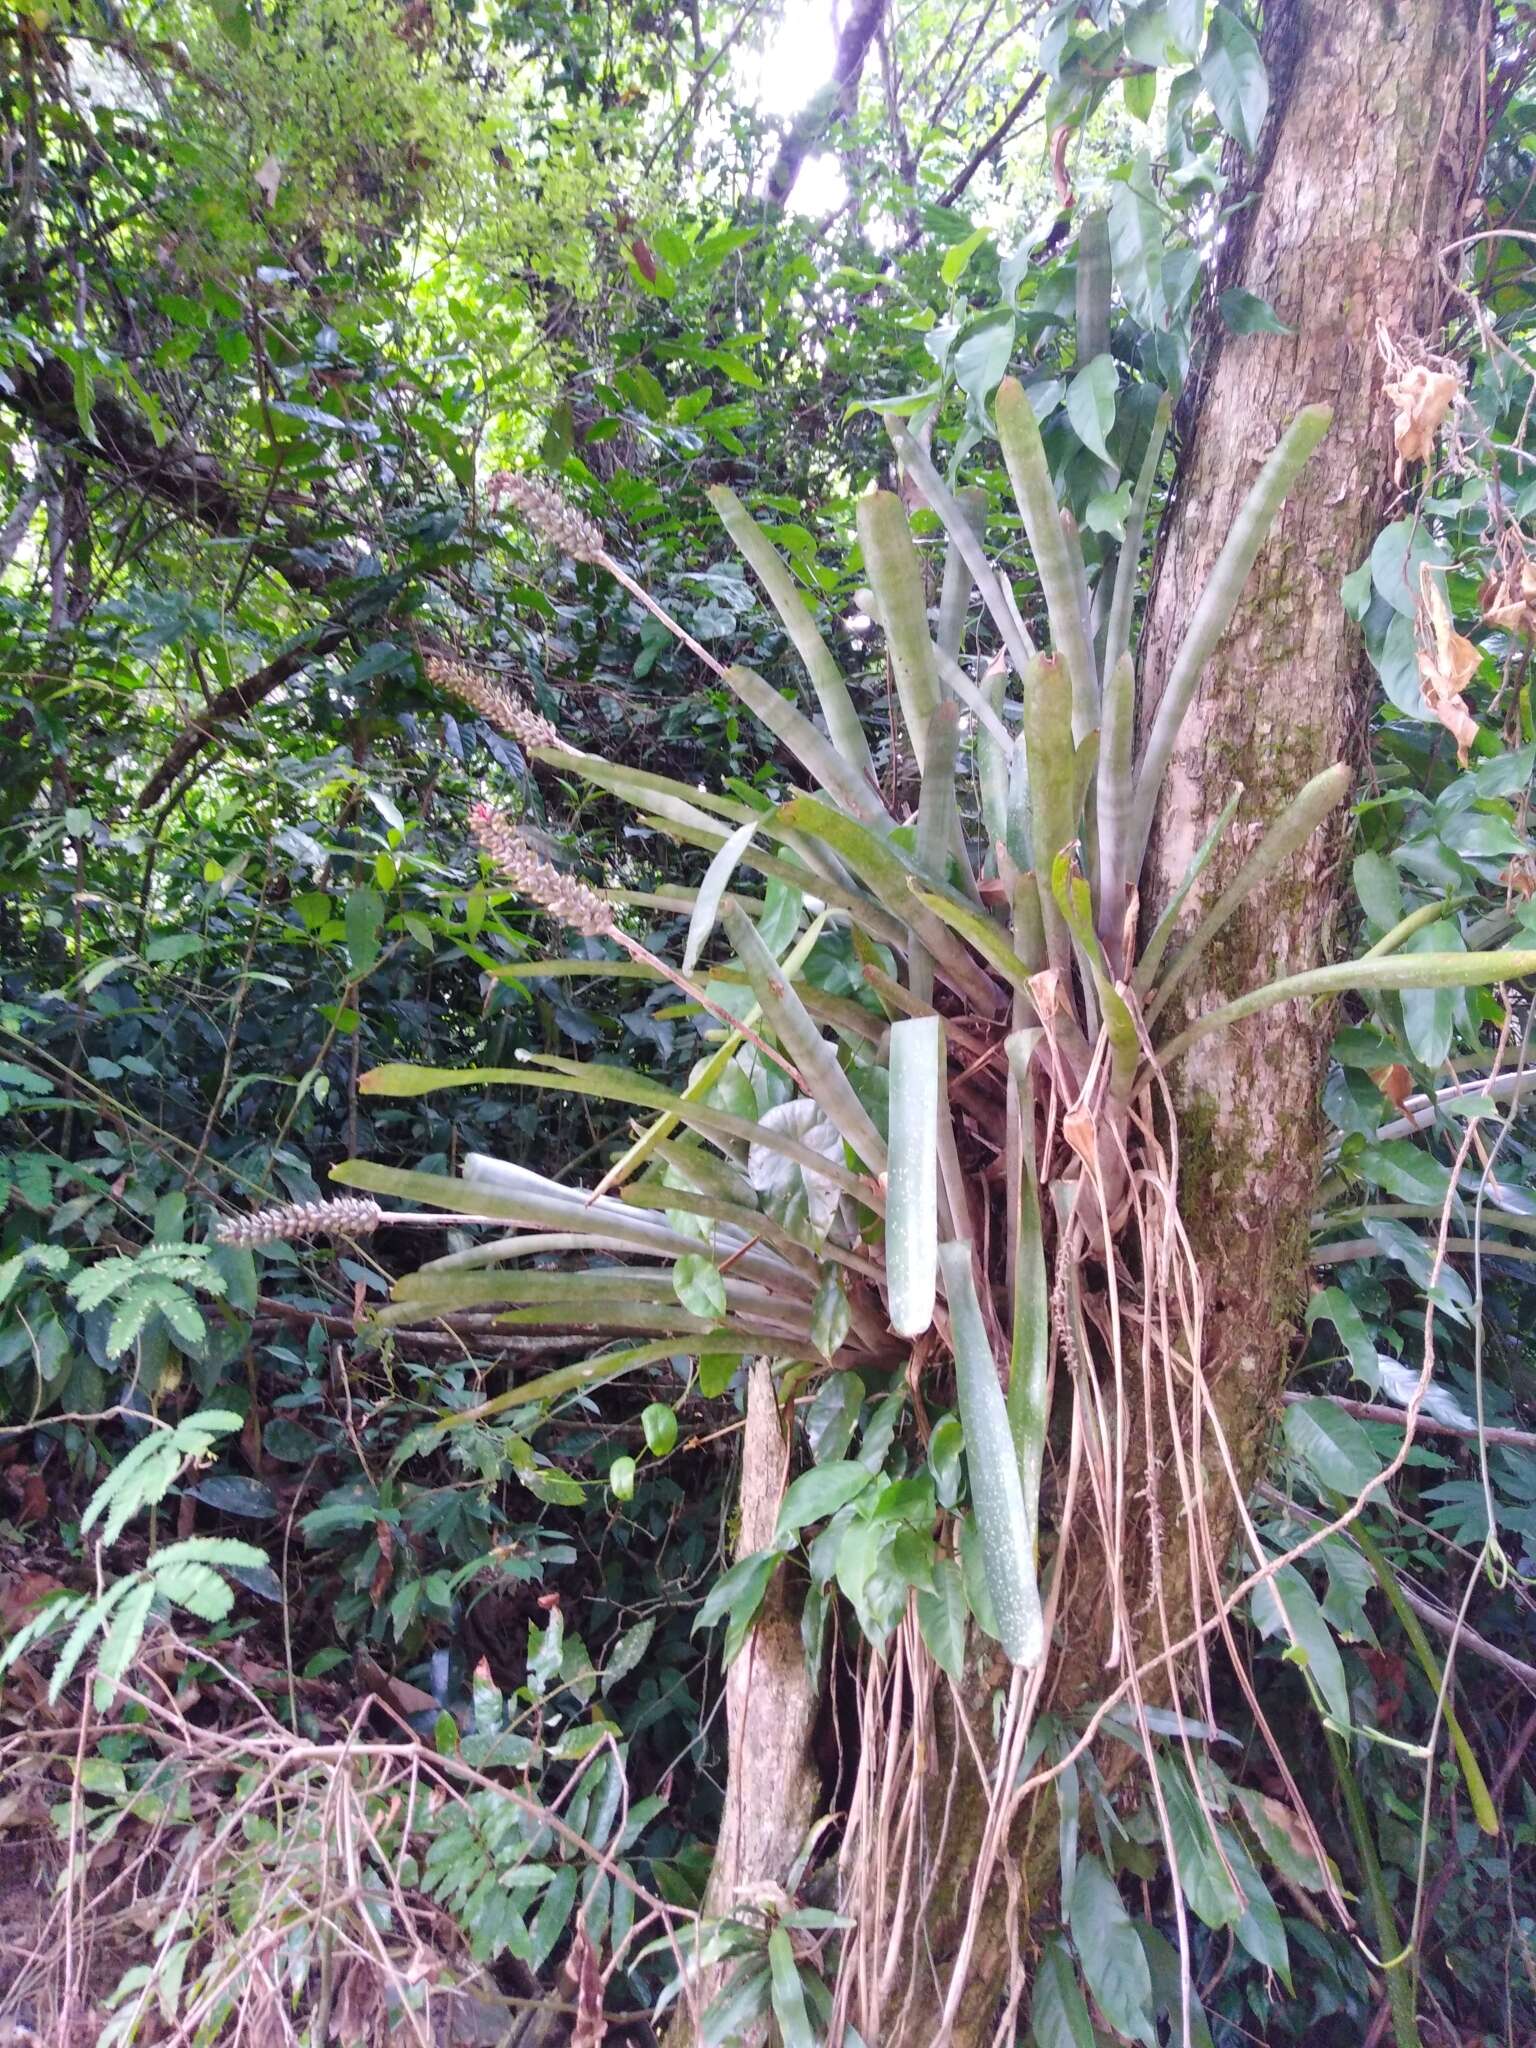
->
[669,1361,820,2046]
[871,2,1491,2041]
[1133,0,1487,1589]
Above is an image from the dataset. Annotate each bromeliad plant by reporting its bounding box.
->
[306,383,1536,2034]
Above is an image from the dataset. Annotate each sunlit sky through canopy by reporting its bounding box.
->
[737,0,849,217]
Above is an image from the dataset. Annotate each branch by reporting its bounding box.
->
[933,71,1044,212]
[1281,1389,1536,1450]
[761,0,887,210]
[135,615,355,811]
[1,348,333,595]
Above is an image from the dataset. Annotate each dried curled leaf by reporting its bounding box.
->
[1384,362,1458,476]
[1480,536,1536,639]
[1415,565,1480,766]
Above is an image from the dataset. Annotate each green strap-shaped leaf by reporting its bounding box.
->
[935,482,988,662]
[1020,654,1077,979]
[1159,947,1536,1066]
[1101,393,1171,685]
[1050,850,1140,1101]
[887,1017,941,1338]
[630,806,906,945]
[354,1064,877,1202]
[909,885,1037,995]
[1094,649,1137,964]
[1131,784,1245,995]
[683,818,760,973]
[722,900,887,1172]
[1148,762,1352,1018]
[709,483,878,791]
[594,910,832,1198]
[1004,1031,1049,1550]
[1128,403,1332,870]
[440,1339,764,1428]
[857,489,943,770]
[938,1239,1042,1665]
[996,378,1103,744]
[774,794,1004,1014]
[724,660,887,824]
[884,420,1036,680]
[550,748,753,831]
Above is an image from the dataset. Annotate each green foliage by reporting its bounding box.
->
[4,0,1536,2039]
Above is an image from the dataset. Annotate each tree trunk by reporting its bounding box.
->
[670,1361,820,2045]
[867,2,1490,2040]
[1133,0,1486,1591]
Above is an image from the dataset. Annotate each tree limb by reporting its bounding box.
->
[761,0,887,210]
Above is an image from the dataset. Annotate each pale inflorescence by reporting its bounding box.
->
[427,654,567,753]
[492,473,605,563]
[216,1196,383,1248]
[469,803,615,938]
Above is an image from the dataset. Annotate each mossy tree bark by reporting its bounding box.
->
[1133,0,1486,1591]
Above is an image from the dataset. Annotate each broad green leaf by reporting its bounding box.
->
[1305,1289,1380,1389]
[941,225,989,285]
[1400,919,1463,1066]
[610,1456,636,1501]
[928,1413,964,1508]
[1067,1857,1155,2046]
[641,1403,678,1456]
[1029,1935,1095,2048]
[1354,850,1405,930]
[806,1371,861,1462]
[775,1461,873,1544]
[694,1548,780,1637]
[1123,67,1156,121]
[1066,353,1118,465]
[1233,1786,1331,1893]
[699,1352,739,1398]
[1156,1757,1244,1929]
[673,1253,727,1319]
[1219,287,1293,335]
[1107,176,1164,328]
[1354,1138,1453,1207]
[345,885,386,976]
[810,1268,851,1359]
[1250,1562,1349,1725]
[602,1617,656,1693]
[1226,1831,1291,1988]
[915,1554,968,1682]
[1201,4,1269,153]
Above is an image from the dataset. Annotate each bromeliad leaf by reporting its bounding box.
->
[886,1016,941,1337]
